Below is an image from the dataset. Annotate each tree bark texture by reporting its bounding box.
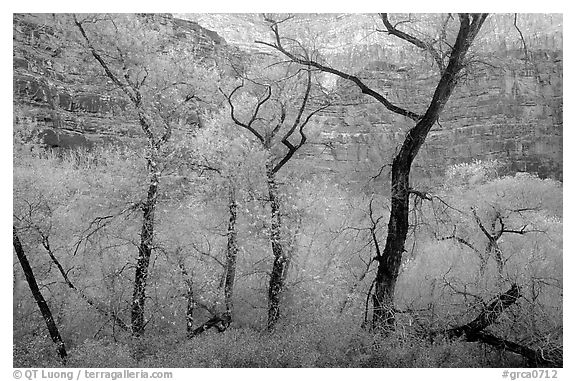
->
[131,165,159,336]
[224,185,238,317]
[266,165,287,330]
[175,257,195,337]
[13,227,67,362]
[184,279,195,336]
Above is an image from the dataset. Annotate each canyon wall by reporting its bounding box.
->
[13,14,562,186]
[297,48,562,186]
[13,13,238,148]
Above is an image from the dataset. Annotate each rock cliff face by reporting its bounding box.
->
[297,48,562,185]
[13,14,562,184]
[13,13,238,148]
[184,13,562,182]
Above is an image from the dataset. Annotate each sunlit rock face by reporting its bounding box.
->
[14,13,562,184]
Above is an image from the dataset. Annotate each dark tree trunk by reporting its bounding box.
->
[372,15,487,330]
[13,227,67,362]
[176,258,195,337]
[253,13,487,332]
[184,279,195,336]
[224,185,238,317]
[131,167,159,336]
[372,161,410,329]
[266,165,287,330]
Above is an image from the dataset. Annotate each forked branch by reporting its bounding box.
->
[255,18,421,122]
[379,13,445,71]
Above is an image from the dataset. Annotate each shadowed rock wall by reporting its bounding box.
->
[13,13,237,148]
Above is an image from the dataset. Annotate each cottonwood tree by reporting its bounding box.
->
[221,59,330,329]
[70,13,217,336]
[257,13,488,330]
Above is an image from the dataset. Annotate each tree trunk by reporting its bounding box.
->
[131,164,159,336]
[224,184,238,318]
[266,165,287,330]
[372,161,411,329]
[176,258,195,337]
[371,15,487,331]
[184,279,195,336]
[13,227,67,362]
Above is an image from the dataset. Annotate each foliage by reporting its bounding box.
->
[445,159,502,187]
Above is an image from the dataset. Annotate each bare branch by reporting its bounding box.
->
[219,85,266,144]
[280,69,312,149]
[270,68,330,174]
[409,188,432,201]
[368,198,383,259]
[472,208,494,241]
[513,14,530,63]
[379,13,444,71]
[437,231,482,256]
[255,18,421,121]
[446,283,521,339]
[73,14,138,106]
[41,233,130,331]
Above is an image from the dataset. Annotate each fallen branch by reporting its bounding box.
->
[467,331,562,368]
[446,283,520,339]
[188,313,231,339]
[435,284,562,367]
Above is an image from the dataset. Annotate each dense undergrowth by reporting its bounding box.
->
[14,317,528,368]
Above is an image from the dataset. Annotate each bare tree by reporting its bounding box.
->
[256,13,488,330]
[222,65,329,329]
[72,14,207,336]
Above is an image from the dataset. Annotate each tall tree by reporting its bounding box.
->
[222,62,329,329]
[258,13,488,330]
[71,13,216,336]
